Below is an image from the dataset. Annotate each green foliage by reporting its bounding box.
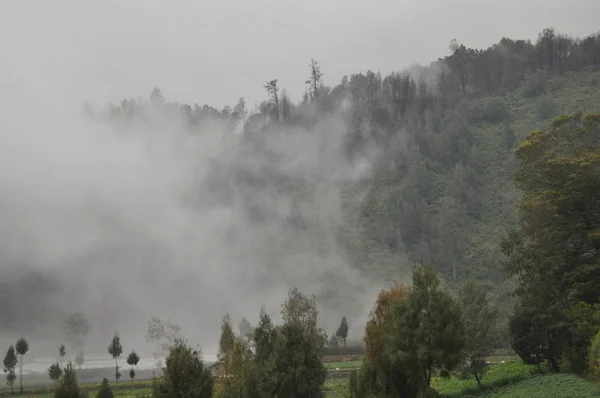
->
[431,360,538,397]
[15,337,28,394]
[218,313,235,376]
[411,264,466,385]
[95,378,113,398]
[108,333,123,384]
[218,287,328,398]
[126,351,140,367]
[588,330,600,376]
[2,345,17,373]
[458,280,500,386]
[5,369,16,391]
[153,339,213,398]
[252,306,275,364]
[483,374,599,398]
[270,322,328,397]
[15,338,28,357]
[503,113,600,372]
[126,351,139,387]
[49,362,63,381]
[353,265,465,397]
[335,317,349,348]
[3,345,17,392]
[54,363,81,398]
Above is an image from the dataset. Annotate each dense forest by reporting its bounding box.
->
[2,26,600,345]
[95,27,600,316]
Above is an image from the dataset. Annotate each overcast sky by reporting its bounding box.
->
[1,0,599,111]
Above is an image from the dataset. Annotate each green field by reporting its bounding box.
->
[432,361,600,398]
[324,360,362,369]
[3,360,600,397]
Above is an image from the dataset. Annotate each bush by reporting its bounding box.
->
[95,378,113,398]
[54,363,82,398]
[152,339,213,398]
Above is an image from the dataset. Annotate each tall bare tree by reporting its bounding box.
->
[263,79,279,122]
[306,58,323,100]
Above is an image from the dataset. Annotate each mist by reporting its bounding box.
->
[2,0,599,363]
[0,77,382,359]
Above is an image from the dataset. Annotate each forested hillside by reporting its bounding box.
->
[96,27,600,286]
[2,27,600,337]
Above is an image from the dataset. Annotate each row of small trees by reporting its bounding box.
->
[22,271,493,398]
[47,334,141,388]
[2,337,29,394]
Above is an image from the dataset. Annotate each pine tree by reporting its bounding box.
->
[3,345,18,393]
[107,333,123,385]
[335,317,349,351]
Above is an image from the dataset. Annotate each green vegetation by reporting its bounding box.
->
[432,361,538,396]
[483,374,600,398]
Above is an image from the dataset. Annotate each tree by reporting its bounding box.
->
[145,317,180,368]
[3,345,17,393]
[335,317,349,350]
[63,314,90,357]
[458,280,499,387]
[502,113,600,372]
[15,337,28,393]
[238,317,252,339]
[96,378,114,398]
[263,79,279,121]
[232,97,247,124]
[355,265,464,396]
[48,363,63,381]
[6,370,16,392]
[145,317,166,367]
[59,344,66,368]
[217,338,256,397]
[219,313,235,376]
[75,351,85,371]
[108,333,123,385]
[589,330,600,377]
[54,363,80,398]
[154,339,213,398]
[126,351,140,389]
[306,58,323,100]
[448,39,470,95]
[150,87,165,106]
[411,264,466,386]
[359,283,425,397]
[252,306,276,364]
[269,287,328,397]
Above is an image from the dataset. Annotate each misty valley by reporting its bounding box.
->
[1,14,600,398]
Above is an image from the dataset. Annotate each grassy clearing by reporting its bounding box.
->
[432,360,600,398]
[432,361,537,397]
[480,373,600,398]
[325,360,362,369]
[324,378,347,397]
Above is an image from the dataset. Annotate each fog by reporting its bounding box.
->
[0,88,380,358]
[1,0,599,360]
